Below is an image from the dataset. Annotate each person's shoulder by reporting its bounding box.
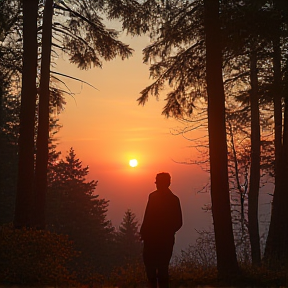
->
[148,190,158,198]
[169,190,180,200]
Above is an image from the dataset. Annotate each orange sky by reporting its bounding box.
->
[55,33,212,253]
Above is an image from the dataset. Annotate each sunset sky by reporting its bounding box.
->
[55,31,213,253]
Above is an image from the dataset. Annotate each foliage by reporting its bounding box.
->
[176,230,217,269]
[12,0,137,229]
[238,264,286,287]
[135,0,288,270]
[105,248,288,288]
[0,94,20,225]
[47,147,115,280]
[0,223,79,285]
[0,0,22,79]
[0,1,22,225]
[116,209,142,264]
[52,0,133,70]
[169,237,286,287]
[108,259,146,288]
[169,261,217,287]
[138,0,206,118]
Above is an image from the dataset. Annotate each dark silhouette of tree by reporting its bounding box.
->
[136,0,288,270]
[0,94,20,224]
[247,50,261,266]
[12,0,134,229]
[116,209,142,263]
[137,0,238,276]
[0,0,22,222]
[34,0,54,229]
[0,0,21,129]
[228,3,267,264]
[203,0,239,277]
[34,0,134,229]
[46,147,114,279]
[264,0,288,268]
[219,0,276,266]
[51,1,134,69]
[226,121,251,263]
[14,0,39,228]
[138,0,206,117]
[221,1,288,268]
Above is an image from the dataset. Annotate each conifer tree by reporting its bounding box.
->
[116,209,142,262]
[46,148,114,277]
[12,0,135,229]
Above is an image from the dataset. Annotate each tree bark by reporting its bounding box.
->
[0,75,3,129]
[34,0,54,229]
[204,0,239,278]
[264,33,288,268]
[248,51,261,266]
[14,0,39,228]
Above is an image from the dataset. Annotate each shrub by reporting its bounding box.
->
[169,261,217,287]
[108,259,146,288]
[0,223,79,286]
[239,264,286,287]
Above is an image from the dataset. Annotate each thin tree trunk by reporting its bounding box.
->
[279,0,288,270]
[33,0,54,229]
[264,34,286,268]
[204,0,239,278]
[14,0,39,228]
[0,75,3,129]
[283,96,288,269]
[228,121,249,263]
[248,51,261,266]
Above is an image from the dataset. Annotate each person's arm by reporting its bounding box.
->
[174,197,183,232]
[140,194,152,240]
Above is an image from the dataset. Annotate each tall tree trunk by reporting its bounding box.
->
[248,51,261,266]
[264,34,286,268]
[204,0,239,278]
[283,96,288,269]
[279,0,288,269]
[33,0,54,229]
[0,75,3,130]
[14,0,39,228]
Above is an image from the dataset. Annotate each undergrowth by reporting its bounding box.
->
[1,223,288,287]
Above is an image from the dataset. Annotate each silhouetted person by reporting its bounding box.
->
[140,172,182,288]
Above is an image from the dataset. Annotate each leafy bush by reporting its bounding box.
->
[169,261,217,287]
[108,260,146,288]
[239,264,286,287]
[0,223,79,286]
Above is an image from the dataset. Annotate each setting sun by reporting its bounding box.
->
[129,159,138,167]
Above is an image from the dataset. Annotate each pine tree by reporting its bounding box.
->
[116,209,142,263]
[46,147,114,277]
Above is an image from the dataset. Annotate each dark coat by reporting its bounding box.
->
[140,188,182,243]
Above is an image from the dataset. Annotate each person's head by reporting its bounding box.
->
[155,172,171,189]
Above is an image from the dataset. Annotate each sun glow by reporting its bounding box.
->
[129,159,138,167]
